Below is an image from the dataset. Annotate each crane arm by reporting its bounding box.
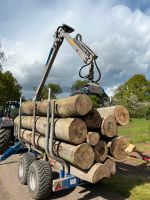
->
[33,24,101,101]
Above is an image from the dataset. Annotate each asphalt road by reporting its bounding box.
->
[0,155,125,200]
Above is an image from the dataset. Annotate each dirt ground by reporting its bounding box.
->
[0,155,126,200]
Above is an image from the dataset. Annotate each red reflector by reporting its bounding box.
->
[55,182,62,191]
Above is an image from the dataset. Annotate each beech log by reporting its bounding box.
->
[19,129,94,170]
[86,132,100,146]
[97,105,129,126]
[14,116,87,145]
[84,109,102,129]
[49,158,110,183]
[21,94,92,117]
[94,140,108,162]
[108,136,129,160]
[84,109,118,137]
[101,115,118,137]
[104,158,116,175]
[53,141,94,170]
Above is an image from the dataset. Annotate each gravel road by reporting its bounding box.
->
[0,155,125,200]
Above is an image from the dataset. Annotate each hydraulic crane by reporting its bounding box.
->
[33,24,106,101]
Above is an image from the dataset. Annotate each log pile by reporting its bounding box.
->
[14,94,130,184]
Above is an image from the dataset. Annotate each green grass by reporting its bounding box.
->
[102,175,149,199]
[118,118,150,144]
[101,118,150,199]
[130,183,150,200]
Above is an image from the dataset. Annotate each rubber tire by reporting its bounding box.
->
[27,160,52,200]
[18,153,35,185]
[0,128,12,154]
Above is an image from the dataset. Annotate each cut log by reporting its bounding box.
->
[86,132,100,146]
[84,109,102,129]
[21,94,92,117]
[101,115,118,137]
[49,158,110,183]
[70,163,110,183]
[14,116,87,145]
[53,141,94,170]
[97,105,129,126]
[104,158,116,175]
[19,129,94,170]
[94,140,108,162]
[108,136,129,160]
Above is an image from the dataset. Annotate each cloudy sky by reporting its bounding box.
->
[0,0,150,98]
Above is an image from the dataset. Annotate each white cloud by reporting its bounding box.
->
[1,1,150,98]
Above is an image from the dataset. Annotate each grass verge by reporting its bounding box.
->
[118,118,150,144]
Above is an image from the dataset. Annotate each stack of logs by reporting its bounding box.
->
[14,94,130,184]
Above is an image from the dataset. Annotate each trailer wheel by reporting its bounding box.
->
[18,153,35,185]
[0,128,12,154]
[27,160,52,200]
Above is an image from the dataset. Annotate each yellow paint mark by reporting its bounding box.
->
[69,39,75,46]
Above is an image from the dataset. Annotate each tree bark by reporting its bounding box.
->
[14,116,87,145]
[21,94,92,117]
[19,129,94,170]
[53,141,94,170]
[97,105,129,126]
[86,132,100,146]
[94,140,108,162]
[108,136,129,160]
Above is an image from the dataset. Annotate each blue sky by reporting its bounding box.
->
[0,0,150,98]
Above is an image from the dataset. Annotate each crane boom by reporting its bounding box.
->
[33,24,101,101]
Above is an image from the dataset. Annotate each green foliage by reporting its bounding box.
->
[114,74,150,119]
[71,80,88,91]
[0,71,21,106]
[114,74,150,102]
[89,95,101,108]
[41,83,62,99]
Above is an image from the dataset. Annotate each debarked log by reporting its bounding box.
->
[14,116,87,145]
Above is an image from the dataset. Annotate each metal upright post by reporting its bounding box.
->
[18,96,22,140]
[32,100,38,149]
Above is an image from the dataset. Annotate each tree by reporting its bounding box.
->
[0,71,22,106]
[113,74,150,119]
[114,74,150,102]
[41,83,62,99]
[71,80,88,92]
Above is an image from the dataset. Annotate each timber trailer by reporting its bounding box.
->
[0,24,108,199]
